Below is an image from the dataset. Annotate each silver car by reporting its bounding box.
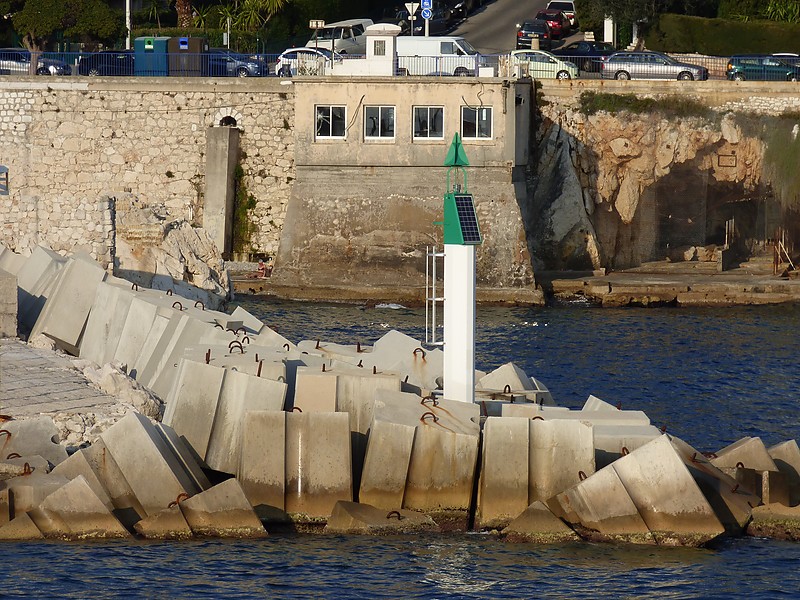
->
[600,51,708,81]
[0,48,71,75]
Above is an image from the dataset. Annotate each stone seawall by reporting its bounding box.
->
[0,78,294,263]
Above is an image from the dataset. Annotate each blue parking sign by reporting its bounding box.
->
[421,0,432,9]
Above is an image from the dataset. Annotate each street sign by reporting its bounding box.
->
[421,8,432,19]
[421,0,432,9]
[309,19,325,29]
[404,2,419,15]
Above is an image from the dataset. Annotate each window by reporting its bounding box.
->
[364,106,395,139]
[374,40,386,57]
[316,105,346,139]
[413,106,444,139]
[461,106,492,139]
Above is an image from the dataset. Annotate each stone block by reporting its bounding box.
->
[502,500,580,543]
[205,368,287,474]
[133,504,194,540]
[324,501,438,535]
[476,416,529,530]
[768,440,800,506]
[51,448,114,511]
[747,503,800,541]
[611,435,724,546]
[359,419,415,510]
[529,419,595,504]
[82,440,145,528]
[0,415,68,466]
[179,478,266,538]
[30,255,107,354]
[549,463,655,544]
[31,475,130,539]
[711,437,778,472]
[163,360,226,462]
[0,268,16,338]
[285,412,352,521]
[669,435,759,534]
[0,512,44,540]
[238,410,287,520]
[100,412,196,518]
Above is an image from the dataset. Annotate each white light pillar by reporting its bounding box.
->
[443,244,476,403]
[126,0,131,49]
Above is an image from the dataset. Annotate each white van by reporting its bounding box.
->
[395,35,484,76]
[306,19,374,55]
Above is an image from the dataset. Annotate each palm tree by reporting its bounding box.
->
[147,0,163,29]
[175,0,193,28]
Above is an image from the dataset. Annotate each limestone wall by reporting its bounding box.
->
[0,78,294,263]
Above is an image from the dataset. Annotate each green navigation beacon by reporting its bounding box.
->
[442,133,482,246]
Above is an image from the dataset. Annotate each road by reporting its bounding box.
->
[451,0,549,54]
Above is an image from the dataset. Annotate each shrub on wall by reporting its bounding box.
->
[646,14,800,55]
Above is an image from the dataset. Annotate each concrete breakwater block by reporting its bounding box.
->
[15,246,68,335]
[769,440,800,506]
[592,424,664,469]
[155,424,212,492]
[51,449,114,512]
[324,501,438,535]
[133,504,194,540]
[0,244,26,275]
[238,411,286,520]
[502,501,580,543]
[529,419,595,505]
[79,281,136,366]
[179,478,266,538]
[2,472,70,515]
[230,306,265,334]
[81,439,146,529]
[734,467,790,506]
[711,436,778,473]
[0,512,44,540]
[359,419,415,511]
[0,415,68,467]
[30,475,130,540]
[476,417,529,530]
[669,435,758,534]
[746,503,800,541]
[30,254,107,354]
[0,488,8,525]
[0,268,16,338]
[100,412,200,518]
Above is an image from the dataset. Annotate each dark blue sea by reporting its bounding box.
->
[3,301,799,598]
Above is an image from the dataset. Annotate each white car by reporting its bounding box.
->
[275,47,343,77]
[510,49,579,80]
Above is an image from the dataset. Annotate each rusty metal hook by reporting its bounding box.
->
[228,340,243,352]
[205,349,211,365]
[373,366,377,374]
[660,425,667,433]
[386,510,404,521]
[357,360,363,368]
[22,462,34,476]
[291,406,303,413]
[257,361,263,378]
[283,343,290,351]
[0,429,11,439]
[241,335,250,345]
[0,415,12,423]
[167,492,189,508]
[421,396,439,407]
[616,402,622,410]
[6,452,21,459]
[131,283,139,291]
[322,364,326,372]
[235,327,246,335]
[736,461,745,470]
[621,446,629,456]
[214,323,224,329]
[531,416,544,421]
[503,384,512,394]
[172,301,184,311]
[315,340,321,349]
[194,300,205,310]
[420,411,439,423]
[357,342,363,353]
[166,289,173,296]
[413,347,426,359]
[578,470,587,481]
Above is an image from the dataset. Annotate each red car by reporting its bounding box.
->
[535,9,570,39]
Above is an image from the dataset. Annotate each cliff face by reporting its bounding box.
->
[527,108,770,271]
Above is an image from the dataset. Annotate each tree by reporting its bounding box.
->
[175,0,193,27]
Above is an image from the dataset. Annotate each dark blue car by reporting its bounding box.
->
[78,50,134,76]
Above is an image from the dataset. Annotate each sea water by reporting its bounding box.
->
[2,301,799,598]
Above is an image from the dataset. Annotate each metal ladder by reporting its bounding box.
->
[425,245,445,347]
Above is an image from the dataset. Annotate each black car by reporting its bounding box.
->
[515,20,552,51]
[551,40,615,72]
[206,49,269,77]
[78,50,134,76]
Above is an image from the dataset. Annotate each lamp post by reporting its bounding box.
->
[125,0,131,49]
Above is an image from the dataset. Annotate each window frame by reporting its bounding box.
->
[363,105,396,141]
[460,106,493,140]
[412,105,445,141]
[315,104,347,140]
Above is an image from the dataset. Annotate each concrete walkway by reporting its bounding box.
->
[0,339,115,417]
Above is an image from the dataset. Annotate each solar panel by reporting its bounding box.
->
[454,194,482,244]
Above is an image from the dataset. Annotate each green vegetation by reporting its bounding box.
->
[232,163,258,255]
[747,113,800,209]
[577,91,716,119]
[647,13,800,54]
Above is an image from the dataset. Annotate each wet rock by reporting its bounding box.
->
[747,503,800,541]
[502,501,580,543]
[133,505,194,540]
[30,475,130,540]
[0,512,44,540]
[179,479,266,538]
[324,501,438,535]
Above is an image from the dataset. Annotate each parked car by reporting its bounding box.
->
[534,9,571,39]
[78,50,134,76]
[0,48,71,75]
[773,53,800,66]
[551,40,615,72]
[275,47,342,77]
[546,0,578,28]
[601,51,708,81]
[207,49,269,77]
[305,18,373,55]
[515,20,552,51]
[510,49,578,80]
[726,55,800,81]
